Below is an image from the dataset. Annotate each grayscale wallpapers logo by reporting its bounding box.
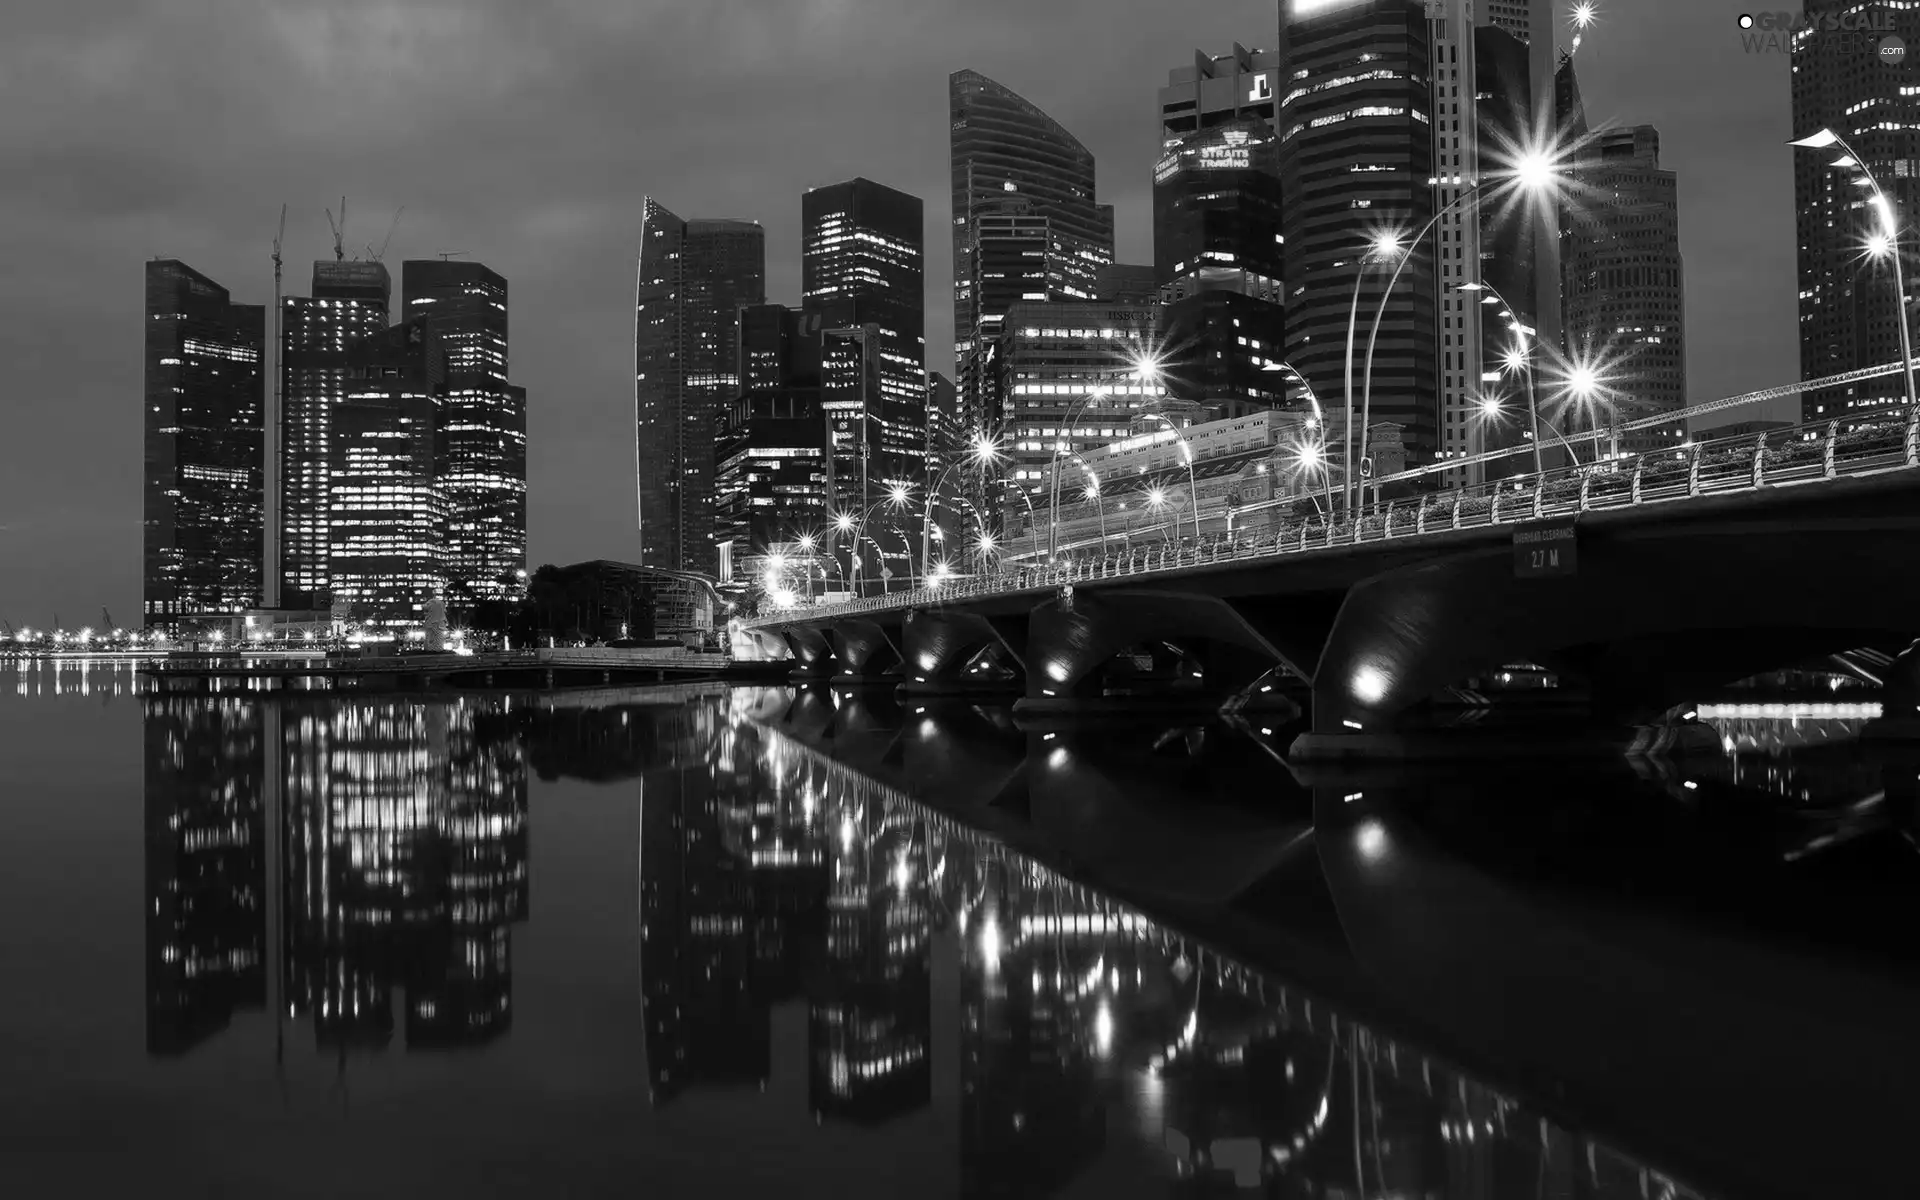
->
[1738,11,1905,62]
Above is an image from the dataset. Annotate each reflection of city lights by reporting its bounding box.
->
[893,858,911,894]
[980,916,1002,967]
[1095,1002,1114,1057]
[839,818,853,850]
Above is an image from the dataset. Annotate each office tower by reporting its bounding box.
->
[1158,42,1282,137]
[801,179,926,517]
[281,261,390,605]
[1793,1,1920,421]
[1563,126,1687,455]
[143,261,265,630]
[1152,116,1288,415]
[327,318,444,628]
[635,199,766,577]
[951,70,1116,433]
[401,260,527,603]
[1278,0,1439,468]
[714,303,828,560]
[983,302,1170,508]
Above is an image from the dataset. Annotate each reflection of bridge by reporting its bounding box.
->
[733,697,1713,1199]
[138,646,769,691]
[745,412,1920,757]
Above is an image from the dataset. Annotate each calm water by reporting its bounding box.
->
[3,661,1918,1198]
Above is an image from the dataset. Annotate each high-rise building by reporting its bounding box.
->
[1094,263,1161,304]
[713,303,828,563]
[401,260,527,603]
[1563,126,1686,455]
[1278,0,1439,468]
[951,70,1116,434]
[801,179,926,516]
[1159,42,1282,138]
[328,318,445,628]
[143,260,265,630]
[982,302,1171,508]
[1279,0,1548,481]
[635,200,766,577]
[1152,116,1288,416]
[1793,2,1920,422]
[280,261,390,605]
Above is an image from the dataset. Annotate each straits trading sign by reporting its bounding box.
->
[1154,132,1258,185]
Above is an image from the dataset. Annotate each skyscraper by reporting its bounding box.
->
[1278,0,1439,467]
[328,318,445,628]
[402,259,527,603]
[951,70,1115,433]
[1563,126,1686,455]
[280,260,390,605]
[143,260,265,630]
[801,179,925,516]
[1793,2,1920,422]
[713,303,828,562]
[1152,116,1288,415]
[1158,42,1281,137]
[635,199,766,576]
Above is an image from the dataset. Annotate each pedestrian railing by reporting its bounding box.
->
[745,405,1920,629]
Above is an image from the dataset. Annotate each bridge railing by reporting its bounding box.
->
[747,404,1920,628]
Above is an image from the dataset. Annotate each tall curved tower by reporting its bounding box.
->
[949,70,1114,438]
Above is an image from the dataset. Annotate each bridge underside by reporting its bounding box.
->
[753,480,1920,756]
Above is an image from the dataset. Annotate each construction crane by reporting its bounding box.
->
[100,607,116,631]
[436,250,470,261]
[264,203,287,610]
[365,206,404,263]
[324,196,347,262]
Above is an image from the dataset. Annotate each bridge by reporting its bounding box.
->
[742,406,1920,758]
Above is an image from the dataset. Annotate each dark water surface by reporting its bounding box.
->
[3,660,1917,1198]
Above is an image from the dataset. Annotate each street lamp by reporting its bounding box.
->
[1354,143,1565,505]
[1342,230,1405,510]
[921,432,1001,585]
[1790,126,1917,409]
[1137,410,1201,541]
[1455,281,1544,475]
[1263,360,1336,514]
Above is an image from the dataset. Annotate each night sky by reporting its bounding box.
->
[0,0,1791,624]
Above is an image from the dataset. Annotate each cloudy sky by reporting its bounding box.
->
[0,0,1789,624]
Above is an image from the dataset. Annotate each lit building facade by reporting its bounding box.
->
[801,178,926,516]
[401,259,527,602]
[143,260,265,630]
[982,302,1172,510]
[281,261,391,606]
[327,318,445,628]
[1792,0,1920,422]
[951,70,1115,435]
[635,200,766,576]
[1152,117,1289,416]
[1278,0,1439,466]
[1562,126,1687,456]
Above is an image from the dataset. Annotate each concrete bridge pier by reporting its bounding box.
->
[1012,588,1302,723]
[899,607,1027,698]
[829,616,904,686]
[781,626,837,683]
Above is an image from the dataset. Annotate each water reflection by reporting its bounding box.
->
[135,684,1920,1196]
[144,696,528,1056]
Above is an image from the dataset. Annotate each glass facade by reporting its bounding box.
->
[281,261,391,606]
[327,319,445,628]
[801,179,926,518]
[635,199,766,576]
[951,70,1115,436]
[1792,0,1920,421]
[142,260,264,630]
[402,260,527,603]
[1277,0,1439,463]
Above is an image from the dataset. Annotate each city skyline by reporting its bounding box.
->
[4,0,1798,620]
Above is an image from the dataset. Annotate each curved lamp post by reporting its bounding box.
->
[1343,232,1409,511]
[1790,127,1918,409]
[921,432,1000,583]
[1453,281,1545,475]
[1263,360,1337,514]
[1138,410,1201,541]
[851,485,913,595]
[1356,152,1561,507]
[1046,446,1110,558]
